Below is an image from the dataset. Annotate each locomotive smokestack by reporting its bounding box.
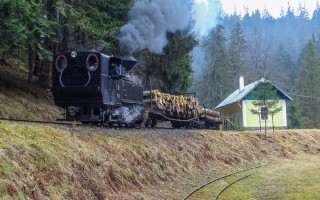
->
[118,0,191,55]
[121,55,137,71]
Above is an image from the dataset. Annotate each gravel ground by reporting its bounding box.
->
[60,124,200,137]
[8,120,201,137]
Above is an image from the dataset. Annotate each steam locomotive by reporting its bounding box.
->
[51,51,144,126]
[51,51,221,129]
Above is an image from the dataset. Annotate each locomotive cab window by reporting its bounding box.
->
[110,62,120,76]
[109,57,122,77]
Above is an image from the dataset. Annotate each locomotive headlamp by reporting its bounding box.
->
[86,53,99,72]
[55,54,67,72]
[71,51,77,58]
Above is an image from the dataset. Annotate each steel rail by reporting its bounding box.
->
[214,173,256,200]
[0,117,178,130]
[181,165,264,200]
[0,117,78,126]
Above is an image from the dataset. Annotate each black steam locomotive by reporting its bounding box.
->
[51,51,144,126]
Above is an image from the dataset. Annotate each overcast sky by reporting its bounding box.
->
[192,0,319,37]
[220,0,319,18]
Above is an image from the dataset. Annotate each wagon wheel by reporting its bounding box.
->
[144,119,152,128]
[186,122,193,129]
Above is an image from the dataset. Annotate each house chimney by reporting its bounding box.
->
[239,76,244,92]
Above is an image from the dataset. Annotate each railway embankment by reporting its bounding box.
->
[0,121,320,199]
[0,66,61,121]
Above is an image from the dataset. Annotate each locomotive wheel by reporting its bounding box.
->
[171,122,182,128]
[151,119,157,128]
[102,121,109,126]
[125,123,134,127]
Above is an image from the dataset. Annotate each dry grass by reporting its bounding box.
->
[0,65,61,121]
[1,122,320,199]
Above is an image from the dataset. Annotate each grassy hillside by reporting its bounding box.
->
[0,121,320,199]
[1,64,320,199]
[0,65,61,120]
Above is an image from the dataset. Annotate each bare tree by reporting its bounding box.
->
[245,29,273,80]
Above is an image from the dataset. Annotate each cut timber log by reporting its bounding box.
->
[201,115,220,122]
[143,90,221,124]
[143,90,158,97]
[203,109,220,118]
[143,99,156,104]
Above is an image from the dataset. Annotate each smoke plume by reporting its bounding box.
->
[192,0,222,76]
[119,0,191,55]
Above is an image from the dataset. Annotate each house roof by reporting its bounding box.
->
[215,78,292,110]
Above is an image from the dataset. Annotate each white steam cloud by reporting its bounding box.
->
[192,0,222,76]
[119,0,191,55]
[113,105,144,124]
[192,0,221,38]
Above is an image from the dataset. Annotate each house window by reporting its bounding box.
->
[260,106,269,120]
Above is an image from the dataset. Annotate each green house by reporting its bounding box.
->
[215,77,292,129]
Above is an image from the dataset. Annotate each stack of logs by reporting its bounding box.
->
[143,90,220,122]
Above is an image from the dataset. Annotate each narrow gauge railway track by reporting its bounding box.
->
[181,165,265,200]
[0,117,176,130]
[213,172,255,200]
[0,117,79,126]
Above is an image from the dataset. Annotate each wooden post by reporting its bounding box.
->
[272,115,274,132]
[259,116,261,132]
[150,78,152,111]
[265,118,267,140]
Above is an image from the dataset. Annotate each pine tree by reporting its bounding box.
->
[228,21,247,88]
[287,103,301,128]
[55,0,131,53]
[293,40,320,128]
[137,31,196,94]
[0,0,54,83]
[198,25,230,109]
[250,80,282,137]
[269,44,295,91]
[312,2,320,31]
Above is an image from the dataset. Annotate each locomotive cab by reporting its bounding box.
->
[51,51,143,125]
[109,57,122,78]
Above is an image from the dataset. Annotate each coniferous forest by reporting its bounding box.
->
[194,3,320,129]
[1,1,320,128]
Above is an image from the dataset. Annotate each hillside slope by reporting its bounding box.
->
[0,65,61,120]
[0,121,320,199]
